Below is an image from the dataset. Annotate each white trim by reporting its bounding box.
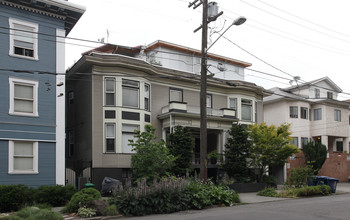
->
[9,77,39,117]
[9,18,39,60]
[0,137,56,142]
[56,28,66,185]
[8,141,38,174]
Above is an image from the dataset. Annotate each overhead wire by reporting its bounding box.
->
[256,0,350,39]
[239,0,350,44]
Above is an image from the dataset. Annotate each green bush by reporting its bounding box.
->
[35,185,77,207]
[77,207,96,218]
[257,187,279,197]
[104,204,119,216]
[296,185,332,197]
[8,207,62,220]
[110,179,240,216]
[63,188,101,213]
[0,185,35,212]
[285,166,314,188]
[279,185,332,198]
[262,175,277,186]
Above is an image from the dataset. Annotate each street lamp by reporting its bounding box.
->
[207,16,247,52]
[199,6,246,181]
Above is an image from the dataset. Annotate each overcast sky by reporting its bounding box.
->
[66,0,350,100]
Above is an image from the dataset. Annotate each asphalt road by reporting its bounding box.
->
[124,194,350,220]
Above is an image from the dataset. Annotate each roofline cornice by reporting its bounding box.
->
[68,53,268,96]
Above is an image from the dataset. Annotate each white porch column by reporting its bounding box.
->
[321,136,329,151]
[343,137,349,153]
[162,128,167,142]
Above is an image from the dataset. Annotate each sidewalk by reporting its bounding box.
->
[239,182,350,204]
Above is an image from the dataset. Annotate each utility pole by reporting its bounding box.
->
[189,0,222,181]
[199,0,208,181]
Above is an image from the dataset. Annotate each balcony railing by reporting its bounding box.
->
[161,102,236,118]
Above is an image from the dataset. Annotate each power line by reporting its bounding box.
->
[221,35,296,78]
[240,0,350,45]
[256,0,350,40]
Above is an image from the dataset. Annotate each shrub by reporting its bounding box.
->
[104,204,119,216]
[296,185,332,197]
[35,185,77,207]
[110,178,240,216]
[77,207,96,218]
[285,166,314,188]
[279,185,332,198]
[63,188,101,213]
[257,187,279,197]
[8,207,62,220]
[262,175,277,186]
[0,185,35,212]
[279,187,298,198]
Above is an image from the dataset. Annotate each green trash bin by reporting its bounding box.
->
[85,183,95,188]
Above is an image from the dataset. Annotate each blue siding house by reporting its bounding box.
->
[0,0,85,187]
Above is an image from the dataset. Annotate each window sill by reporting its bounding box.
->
[8,171,38,175]
[9,54,39,61]
[9,112,39,117]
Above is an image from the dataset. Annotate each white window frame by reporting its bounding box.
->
[314,108,322,121]
[105,77,116,106]
[169,88,183,102]
[105,123,116,153]
[291,137,299,148]
[122,79,139,108]
[229,98,237,110]
[206,94,212,108]
[315,88,320,98]
[300,107,308,119]
[8,140,38,174]
[144,84,150,111]
[9,77,39,117]
[9,18,38,60]
[289,106,298,118]
[334,109,341,122]
[241,99,252,121]
[122,124,139,153]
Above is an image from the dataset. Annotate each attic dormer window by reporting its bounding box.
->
[315,88,320,98]
[327,91,333,99]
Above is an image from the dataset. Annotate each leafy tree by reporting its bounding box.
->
[223,123,251,182]
[248,123,299,182]
[167,125,193,177]
[130,124,175,182]
[302,141,327,174]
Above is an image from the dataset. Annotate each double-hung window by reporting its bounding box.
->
[8,141,38,174]
[144,84,150,111]
[105,78,115,106]
[290,106,298,118]
[169,88,183,102]
[229,98,237,110]
[301,137,308,148]
[122,79,139,108]
[206,94,212,108]
[315,88,320,98]
[314,108,322,120]
[9,18,38,59]
[327,92,333,99]
[300,107,308,119]
[9,77,38,116]
[291,137,299,148]
[241,99,252,121]
[122,124,139,153]
[334,109,341,121]
[105,123,115,153]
